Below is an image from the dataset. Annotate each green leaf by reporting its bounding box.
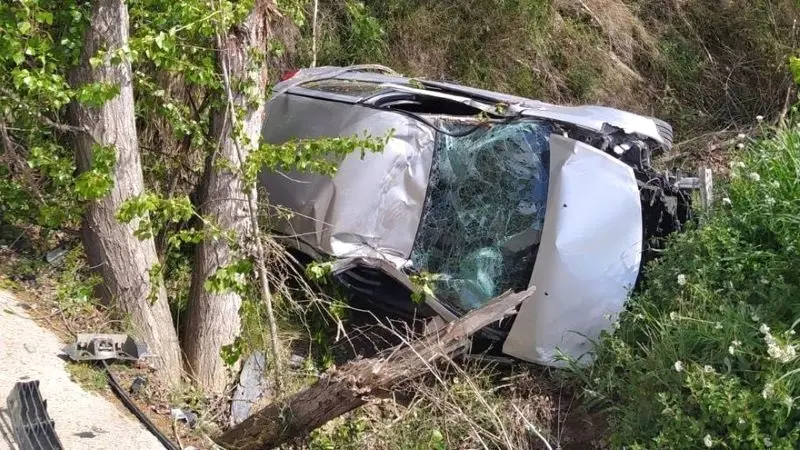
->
[790,56,800,85]
[429,429,446,450]
[154,32,165,49]
[220,338,245,367]
[17,21,32,35]
[35,11,54,25]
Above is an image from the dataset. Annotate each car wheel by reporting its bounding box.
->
[653,117,673,152]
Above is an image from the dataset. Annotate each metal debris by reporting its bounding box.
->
[62,334,148,362]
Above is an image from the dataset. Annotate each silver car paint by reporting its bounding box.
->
[274,66,666,145]
[502,135,643,365]
[261,67,648,365]
[260,94,435,268]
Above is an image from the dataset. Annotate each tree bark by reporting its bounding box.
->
[183,0,273,394]
[68,0,182,384]
[216,287,533,450]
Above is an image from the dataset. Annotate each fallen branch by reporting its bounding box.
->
[658,135,738,164]
[215,287,533,450]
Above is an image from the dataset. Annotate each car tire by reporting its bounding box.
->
[653,117,673,152]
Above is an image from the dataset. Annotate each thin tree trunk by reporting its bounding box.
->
[216,288,533,450]
[68,0,182,384]
[184,0,274,394]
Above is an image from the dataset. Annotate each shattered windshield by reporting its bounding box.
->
[410,120,551,313]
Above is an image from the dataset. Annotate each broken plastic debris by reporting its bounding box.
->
[45,247,69,266]
[170,408,198,428]
[129,376,147,396]
[63,334,148,362]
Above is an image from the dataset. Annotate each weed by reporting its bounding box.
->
[54,247,102,318]
[575,120,800,448]
[66,362,108,391]
[11,257,45,281]
[310,354,557,450]
[0,276,21,291]
[301,0,798,140]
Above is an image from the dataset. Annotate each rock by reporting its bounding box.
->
[229,352,269,426]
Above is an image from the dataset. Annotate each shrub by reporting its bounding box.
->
[578,121,800,448]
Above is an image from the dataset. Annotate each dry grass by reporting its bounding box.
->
[297,305,607,450]
[303,0,799,142]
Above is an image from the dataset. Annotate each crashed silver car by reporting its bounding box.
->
[259,65,690,366]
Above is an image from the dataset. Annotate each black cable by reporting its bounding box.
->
[101,360,181,450]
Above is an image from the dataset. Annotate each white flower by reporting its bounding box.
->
[765,196,775,206]
[677,274,687,286]
[751,313,761,322]
[738,418,746,425]
[674,360,684,372]
[760,324,771,334]
[703,434,713,448]
[756,115,765,122]
[722,197,732,206]
[731,161,747,169]
[768,341,797,363]
[762,329,796,362]
[670,311,679,321]
[760,277,770,285]
[729,340,742,355]
[764,437,773,448]
[737,133,747,140]
[770,180,781,188]
[762,382,775,399]
[714,322,723,330]
[703,365,715,374]
[736,143,745,149]
[783,395,794,409]
[748,172,761,182]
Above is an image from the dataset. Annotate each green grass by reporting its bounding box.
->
[576,120,800,449]
[66,362,108,391]
[53,247,102,318]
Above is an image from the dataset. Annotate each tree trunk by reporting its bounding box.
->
[68,0,182,384]
[183,0,273,394]
[216,288,533,450]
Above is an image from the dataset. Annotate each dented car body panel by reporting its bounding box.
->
[260,65,685,366]
[503,136,643,364]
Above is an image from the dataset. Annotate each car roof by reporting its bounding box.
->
[270,65,667,146]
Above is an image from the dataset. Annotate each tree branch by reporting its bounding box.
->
[216,287,533,450]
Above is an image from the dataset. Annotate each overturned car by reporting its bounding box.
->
[259,65,690,366]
